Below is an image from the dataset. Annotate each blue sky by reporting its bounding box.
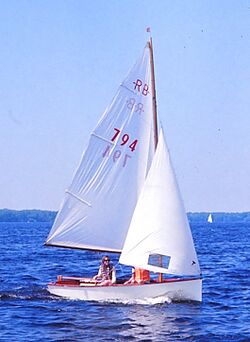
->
[0,1,249,212]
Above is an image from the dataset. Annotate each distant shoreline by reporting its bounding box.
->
[0,209,57,223]
[0,209,250,223]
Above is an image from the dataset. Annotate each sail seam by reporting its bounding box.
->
[65,190,92,207]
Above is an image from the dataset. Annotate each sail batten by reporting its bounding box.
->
[65,190,92,207]
[120,84,138,94]
[91,132,115,144]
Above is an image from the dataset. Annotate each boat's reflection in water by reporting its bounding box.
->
[114,301,202,340]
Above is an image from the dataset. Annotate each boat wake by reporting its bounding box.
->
[0,287,53,301]
[100,296,172,306]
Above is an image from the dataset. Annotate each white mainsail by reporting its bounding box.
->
[208,214,213,223]
[46,45,155,252]
[119,129,201,276]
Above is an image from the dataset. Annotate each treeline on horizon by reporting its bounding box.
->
[0,209,250,223]
[0,209,57,222]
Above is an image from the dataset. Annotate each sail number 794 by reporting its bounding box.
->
[102,128,138,168]
[111,128,138,152]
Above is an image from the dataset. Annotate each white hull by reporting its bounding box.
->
[48,278,202,303]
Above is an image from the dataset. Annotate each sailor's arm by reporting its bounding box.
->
[111,268,116,283]
[93,266,102,280]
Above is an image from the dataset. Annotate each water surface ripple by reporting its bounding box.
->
[0,221,249,341]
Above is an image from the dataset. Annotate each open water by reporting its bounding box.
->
[0,220,249,341]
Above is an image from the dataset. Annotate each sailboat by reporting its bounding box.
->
[208,214,213,223]
[45,36,202,302]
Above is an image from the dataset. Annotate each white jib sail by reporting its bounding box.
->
[119,129,201,276]
[46,45,155,252]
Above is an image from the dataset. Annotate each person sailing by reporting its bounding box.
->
[93,255,116,286]
[124,267,150,285]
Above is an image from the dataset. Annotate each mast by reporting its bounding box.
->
[148,31,163,282]
[148,36,158,148]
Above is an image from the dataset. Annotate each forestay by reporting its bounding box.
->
[119,129,201,276]
[46,45,155,252]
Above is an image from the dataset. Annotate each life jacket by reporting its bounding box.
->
[100,263,114,280]
[134,268,150,283]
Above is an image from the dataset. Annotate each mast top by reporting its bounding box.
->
[146,28,158,149]
[146,27,152,47]
[146,26,151,35]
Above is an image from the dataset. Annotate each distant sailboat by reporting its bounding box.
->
[45,35,202,302]
[208,214,213,223]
